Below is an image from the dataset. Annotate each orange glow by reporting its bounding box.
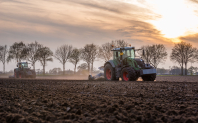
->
[148,0,198,39]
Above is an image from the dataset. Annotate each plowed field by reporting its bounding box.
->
[0,76,198,123]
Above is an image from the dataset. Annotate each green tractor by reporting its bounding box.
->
[104,46,156,81]
[13,62,36,79]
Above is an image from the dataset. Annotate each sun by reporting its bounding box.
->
[148,0,198,39]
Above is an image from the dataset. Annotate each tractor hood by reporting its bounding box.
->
[134,58,153,69]
[134,58,145,68]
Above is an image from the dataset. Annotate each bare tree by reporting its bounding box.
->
[171,41,198,75]
[54,45,73,75]
[139,45,153,64]
[112,40,129,47]
[81,44,97,73]
[69,48,81,73]
[183,42,197,75]
[150,44,167,68]
[23,41,42,70]
[36,47,53,75]
[90,44,98,73]
[7,41,26,62]
[0,45,9,73]
[170,42,185,75]
[98,42,114,62]
[139,44,167,68]
[81,45,92,72]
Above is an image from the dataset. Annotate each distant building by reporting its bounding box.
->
[157,68,170,75]
[170,69,185,75]
[0,71,3,74]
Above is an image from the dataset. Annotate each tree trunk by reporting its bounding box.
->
[91,61,93,74]
[181,63,183,76]
[63,64,65,75]
[33,62,35,70]
[3,62,5,73]
[43,60,45,75]
[43,65,45,75]
[88,63,90,73]
[185,63,187,75]
[74,64,77,74]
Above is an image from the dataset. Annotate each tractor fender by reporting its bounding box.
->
[104,60,115,68]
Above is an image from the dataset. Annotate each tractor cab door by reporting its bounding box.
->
[113,51,121,67]
[122,49,135,66]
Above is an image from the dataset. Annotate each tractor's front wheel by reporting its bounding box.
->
[142,74,156,81]
[104,64,116,81]
[121,67,138,81]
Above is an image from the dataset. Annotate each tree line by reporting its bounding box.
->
[0,40,198,75]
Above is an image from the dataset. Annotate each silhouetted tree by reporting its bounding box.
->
[81,44,97,73]
[54,45,73,75]
[171,41,197,75]
[7,41,26,62]
[140,44,167,68]
[183,42,197,75]
[0,45,9,73]
[69,48,81,73]
[112,40,129,47]
[36,47,53,75]
[22,41,42,70]
[98,42,114,62]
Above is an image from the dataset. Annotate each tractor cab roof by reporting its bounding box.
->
[18,62,28,64]
[111,47,135,51]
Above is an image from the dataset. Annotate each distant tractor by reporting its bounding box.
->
[104,46,156,81]
[13,62,36,79]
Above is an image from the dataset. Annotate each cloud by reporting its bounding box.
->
[179,33,198,45]
[189,0,198,4]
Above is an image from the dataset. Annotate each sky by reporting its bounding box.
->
[0,0,198,72]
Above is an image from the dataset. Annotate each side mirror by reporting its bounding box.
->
[143,50,145,56]
[116,52,118,57]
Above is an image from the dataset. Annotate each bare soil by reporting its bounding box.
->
[0,76,198,123]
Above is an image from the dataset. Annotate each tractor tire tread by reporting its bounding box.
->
[121,67,138,81]
[104,64,116,81]
[142,73,156,81]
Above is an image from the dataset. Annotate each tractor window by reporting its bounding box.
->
[122,49,135,59]
[22,63,28,68]
[113,51,120,60]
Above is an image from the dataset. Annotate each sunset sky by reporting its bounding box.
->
[0,0,198,72]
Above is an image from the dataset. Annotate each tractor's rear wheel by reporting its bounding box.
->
[104,64,116,81]
[142,74,156,81]
[121,67,138,81]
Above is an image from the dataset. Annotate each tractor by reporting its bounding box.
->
[104,46,156,81]
[13,62,36,79]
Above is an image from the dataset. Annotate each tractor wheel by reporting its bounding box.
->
[121,67,138,81]
[14,72,17,78]
[142,74,156,81]
[104,64,116,81]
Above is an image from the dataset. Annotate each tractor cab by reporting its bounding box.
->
[113,47,135,62]
[17,62,29,68]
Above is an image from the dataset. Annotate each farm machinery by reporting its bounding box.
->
[89,46,156,81]
[9,62,36,79]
